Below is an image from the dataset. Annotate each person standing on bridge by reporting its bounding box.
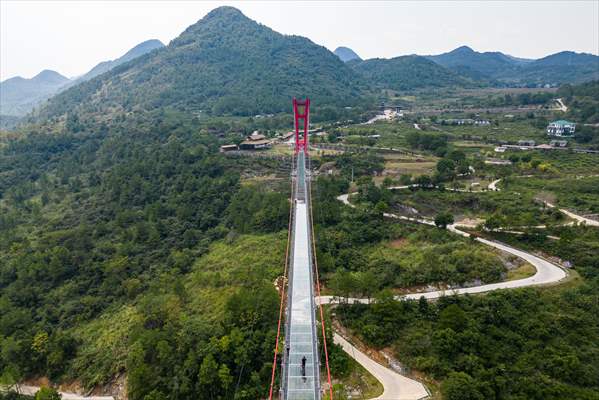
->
[301,356,307,382]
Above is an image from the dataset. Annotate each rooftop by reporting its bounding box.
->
[247,133,266,141]
[241,139,271,146]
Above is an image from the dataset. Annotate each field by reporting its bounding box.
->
[505,175,599,214]
[389,187,569,227]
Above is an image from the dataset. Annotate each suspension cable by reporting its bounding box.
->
[308,163,334,400]
[268,154,295,400]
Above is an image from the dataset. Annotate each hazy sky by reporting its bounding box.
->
[1,0,598,81]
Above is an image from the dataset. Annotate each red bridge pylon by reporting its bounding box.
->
[293,98,310,154]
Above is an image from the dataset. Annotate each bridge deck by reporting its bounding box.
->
[283,151,320,399]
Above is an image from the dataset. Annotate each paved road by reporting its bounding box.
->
[555,98,568,112]
[333,334,429,400]
[488,178,501,191]
[14,386,114,400]
[325,194,567,305]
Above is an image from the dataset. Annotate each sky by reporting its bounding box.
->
[1,0,598,81]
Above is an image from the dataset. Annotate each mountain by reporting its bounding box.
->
[334,46,362,62]
[349,55,477,91]
[425,46,517,77]
[511,51,599,85]
[426,46,599,85]
[0,40,165,121]
[38,7,371,120]
[533,51,598,66]
[0,70,70,116]
[71,39,164,84]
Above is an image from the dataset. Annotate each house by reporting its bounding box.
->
[485,158,512,165]
[248,131,266,141]
[550,140,568,148]
[219,144,238,153]
[547,120,576,136]
[239,131,272,150]
[443,119,474,125]
[281,131,295,141]
[518,140,535,147]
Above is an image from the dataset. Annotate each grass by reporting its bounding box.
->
[389,187,569,226]
[385,160,437,177]
[506,262,536,281]
[55,232,287,388]
[506,175,599,214]
[70,305,143,386]
[331,358,384,399]
[188,231,286,291]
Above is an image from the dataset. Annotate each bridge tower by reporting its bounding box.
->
[293,97,310,154]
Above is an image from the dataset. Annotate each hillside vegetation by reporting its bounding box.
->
[36,7,372,121]
[0,108,292,399]
[350,55,478,91]
[427,46,599,86]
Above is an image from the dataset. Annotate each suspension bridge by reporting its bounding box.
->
[268,99,333,400]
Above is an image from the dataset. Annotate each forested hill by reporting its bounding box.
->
[35,6,372,120]
[425,46,599,85]
[349,55,479,91]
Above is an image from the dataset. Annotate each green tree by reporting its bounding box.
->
[35,387,61,400]
[198,354,219,394]
[439,304,468,332]
[441,372,483,400]
[434,212,454,229]
[374,201,389,217]
[356,271,379,301]
[218,363,233,392]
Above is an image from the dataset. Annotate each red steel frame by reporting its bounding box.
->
[293,97,310,154]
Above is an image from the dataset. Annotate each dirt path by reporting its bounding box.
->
[489,179,598,227]
[544,201,599,227]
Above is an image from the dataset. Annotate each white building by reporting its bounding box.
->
[547,120,576,136]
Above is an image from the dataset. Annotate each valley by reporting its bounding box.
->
[1,4,599,400]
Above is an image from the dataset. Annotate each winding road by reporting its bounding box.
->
[333,334,429,400]
[13,188,578,400]
[327,193,567,306]
[314,192,570,399]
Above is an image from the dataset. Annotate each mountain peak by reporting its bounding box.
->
[173,6,256,48]
[128,39,164,52]
[334,47,362,62]
[204,6,247,21]
[38,5,366,119]
[119,39,164,61]
[32,69,70,84]
[452,45,475,53]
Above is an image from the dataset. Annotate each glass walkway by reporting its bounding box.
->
[282,151,321,399]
